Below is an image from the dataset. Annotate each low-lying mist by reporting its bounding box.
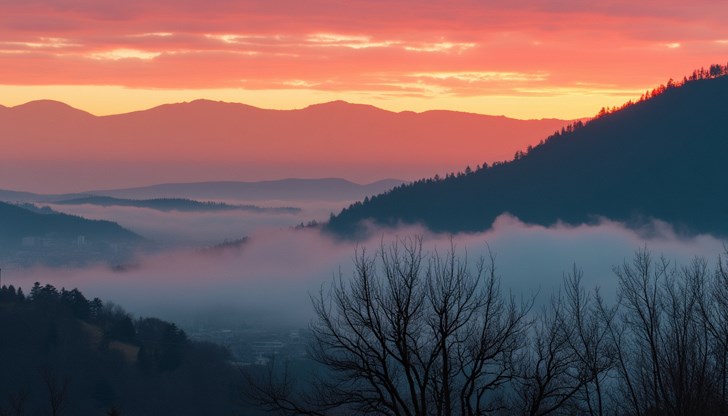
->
[4,215,725,331]
[44,199,344,246]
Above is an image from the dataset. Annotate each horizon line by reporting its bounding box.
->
[0,96,585,122]
[0,177,408,196]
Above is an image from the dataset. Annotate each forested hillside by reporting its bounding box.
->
[328,65,728,237]
[0,284,244,415]
[0,202,140,245]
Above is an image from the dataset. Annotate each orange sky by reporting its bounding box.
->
[1,1,727,119]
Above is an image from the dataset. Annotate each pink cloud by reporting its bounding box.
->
[0,1,726,116]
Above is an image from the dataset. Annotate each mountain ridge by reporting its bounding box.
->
[0,201,142,244]
[85,177,406,201]
[0,98,573,192]
[327,71,728,237]
[5,98,571,121]
[54,195,301,213]
[0,178,403,202]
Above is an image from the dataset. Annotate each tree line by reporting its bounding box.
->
[0,282,241,416]
[246,238,728,416]
[355,62,728,198]
[326,64,728,237]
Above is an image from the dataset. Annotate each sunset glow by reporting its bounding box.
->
[2,0,727,119]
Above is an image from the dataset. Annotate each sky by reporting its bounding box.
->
[1,1,727,119]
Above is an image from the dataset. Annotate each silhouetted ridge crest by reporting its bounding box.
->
[0,201,140,240]
[327,64,728,237]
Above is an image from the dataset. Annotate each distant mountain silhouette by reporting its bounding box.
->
[0,188,45,202]
[0,201,141,245]
[0,189,92,204]
[3,99,95,124]
[0,99,572,192]
[87,178,405,201]
[328,72,728,237]
[0,178,401,203]
[55,195,300,213]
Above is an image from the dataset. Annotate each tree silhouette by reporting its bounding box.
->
[246,238,532,415]
[512,267,615,416]
[245,242,728,415]
[327,64,728,237]
[40,368,69,416]
[605,250,727,415]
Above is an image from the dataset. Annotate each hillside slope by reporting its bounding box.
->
[328,74,728,237]
[0,284,241,415]
[0,201,141,245]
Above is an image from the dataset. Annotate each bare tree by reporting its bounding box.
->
[691,248,728,415]
[246,237,532,416]
[561,266,615,416]
[245,244,728,416]
[610,249,670,415]
[40,368,69,416]
[2,389,29,416]
[702,248,728,413]
[513,293,583,416]
[511,266,616,416]
[608,249,724,416]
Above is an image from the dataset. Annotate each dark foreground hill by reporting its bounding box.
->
[0,284,244,416]
[328,68,728,237]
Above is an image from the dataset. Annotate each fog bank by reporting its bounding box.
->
[4,215,725,329]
